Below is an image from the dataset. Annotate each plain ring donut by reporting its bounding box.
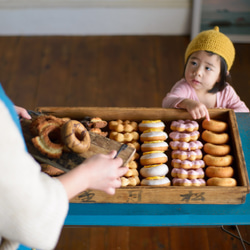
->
[202,119,228,132]
[207,177,237,186]
[201,130,229,144]
[61,120,91,153]
[205,166,234,178]
[203,143,231,156]
[203,154,233,167]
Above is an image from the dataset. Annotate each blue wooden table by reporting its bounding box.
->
[65,113,250,226]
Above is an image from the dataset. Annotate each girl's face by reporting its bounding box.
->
[185,50,221,93]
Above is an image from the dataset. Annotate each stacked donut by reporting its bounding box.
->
[169,120,206,186]
[80,116,108,136]
[201,119,236,186]
[108,120,140,186]
[138,120,170,186]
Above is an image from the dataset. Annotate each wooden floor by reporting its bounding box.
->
[0,36,249,249]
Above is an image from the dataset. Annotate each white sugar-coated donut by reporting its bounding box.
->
[203,143,231,156]
[140,164,169,177]
[205,166,234,178]
[140,129,168,142]
[171,168,204,179]
[139,120,165,132]
[170,120,199,132]
[169,131,200,142]
[207,177,237,186]
[169,141,203,151]
[141,140,168,152]
[202,130,229,144]
[172,178,206,186]
[202,119,228,133]
[171,149,202,161]
[140,151,168,166]
[141,176,171,186]
[203,154,233,167]
[171,159,205,169]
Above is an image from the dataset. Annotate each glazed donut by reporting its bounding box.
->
[201,130,229,144]
[171,168,204,179]
[207,177,237,187]
[171,159,205,169]
[32,124,64,158]
[169,131,200,142]
[170,120,199,132]
[202,119,228,133]
[169,141,203,151]
[203,154,233,167]
[140,129,168,142]
[141,140,168,152]
[205,166,234,178]
[203,143,231,156]
[121,176,140,186]
[140,164,169,178]
[171,149,202,161]
[138,120,165,132]
[140,151,168,166]
[141,176,171,186]
[172,178,206,186]
[61,120,91,154]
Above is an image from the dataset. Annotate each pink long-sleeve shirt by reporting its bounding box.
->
[162,78,249,112]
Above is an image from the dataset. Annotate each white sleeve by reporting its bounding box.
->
[0,101,69,250]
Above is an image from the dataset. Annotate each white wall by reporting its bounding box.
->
[0,0,192,35]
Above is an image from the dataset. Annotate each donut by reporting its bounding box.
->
[140,129,168,142]
[171,168,204,179]
[140,151,168,166]
[109,120,138,132]
[202,119,228,133]
[169,131,200,142]
[41,164,65,176]
[170,120,199,132]
[138,120,165,132]
[127,141,141,151]
[207,177,237,187]
[32,124,64,158]
[109,131,139,143]
[121,176,140,186]
[141,140,168,152]
[169,141,203,151]
[171,159,205,169]
[61,120,91,154]
[171,149,202,161]
[205,166,234,178]
[172,178,206,186]
[203,143,231,156]
[201,130,229,144]
[203,154,233,167]
[125,160,138,169]
[141,176,171,186]
[140,164,169,177]
[124,168,139,177]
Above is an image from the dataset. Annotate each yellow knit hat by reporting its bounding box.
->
[185,26,235,70]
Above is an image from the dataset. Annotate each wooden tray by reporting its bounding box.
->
[31,107,250,204]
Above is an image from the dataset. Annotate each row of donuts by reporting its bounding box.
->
[201,119,236,187]
[169,120,206,187]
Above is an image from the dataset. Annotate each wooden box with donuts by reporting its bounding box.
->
[21,107,250,204]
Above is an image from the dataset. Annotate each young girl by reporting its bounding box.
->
[162,26,249,120]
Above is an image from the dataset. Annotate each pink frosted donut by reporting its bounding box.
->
[138,120,165,132]
[140,151,168,166]
[169,131,200,142]
[170,120,199,132]
[171,168,204,179]
[172,178,206,186]
[169,141,203,151]
[140,164,169,177]
[140,129,168,142]
[171,159,205,169]
[141,140,168,152]
[171,149,203,161]
[141,176,171,186]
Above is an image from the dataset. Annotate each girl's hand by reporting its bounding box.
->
[178,99,210,120]
[15,105,31,119]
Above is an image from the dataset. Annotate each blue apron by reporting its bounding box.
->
[0,84,32,250]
